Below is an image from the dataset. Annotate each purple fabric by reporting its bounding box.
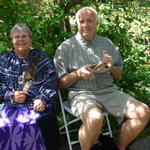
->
[0,106,46,150]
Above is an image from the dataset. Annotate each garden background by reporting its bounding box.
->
[0,0,149,148]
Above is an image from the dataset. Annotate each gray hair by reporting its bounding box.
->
[75,7,98,22]
[10,23,32,39]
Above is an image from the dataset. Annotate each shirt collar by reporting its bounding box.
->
[75,32,97,46]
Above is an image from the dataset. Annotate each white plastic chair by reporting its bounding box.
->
[58,90,113,150]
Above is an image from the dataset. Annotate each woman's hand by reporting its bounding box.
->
[12,91,27,103]
[33,99,46,112]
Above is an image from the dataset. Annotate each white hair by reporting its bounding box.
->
[75,7,98,22]
[10,23,32,39]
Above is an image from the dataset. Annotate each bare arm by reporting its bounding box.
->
[58,70,80,89]
[58,64,94,89]
[109,65,122,80]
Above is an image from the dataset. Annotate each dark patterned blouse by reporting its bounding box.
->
[0,49,58,108]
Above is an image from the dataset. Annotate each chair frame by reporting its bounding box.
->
[58,90,113,150]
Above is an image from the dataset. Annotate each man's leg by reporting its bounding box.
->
[78,108,104,150]
[118,100,150,150]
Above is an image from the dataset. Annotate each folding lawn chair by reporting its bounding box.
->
[58,90,113,150]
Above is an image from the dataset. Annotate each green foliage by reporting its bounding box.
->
[95,2,150,103]
[0,0,149,104]
[0,0,37,53]
[0,0,72,57]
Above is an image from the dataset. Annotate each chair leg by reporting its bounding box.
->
[59,91,73,150]
[60,113,113,150]
[105,114,113,137]
[61,108,73,149]
[58,90,113,150]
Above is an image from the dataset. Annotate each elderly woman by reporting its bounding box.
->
[0,24,59,150]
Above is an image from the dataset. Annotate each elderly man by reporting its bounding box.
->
[54,7,150,150]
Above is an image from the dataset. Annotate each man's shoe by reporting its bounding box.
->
[91,135,120,150]
[91,142,102,150]
[99,135,119,150]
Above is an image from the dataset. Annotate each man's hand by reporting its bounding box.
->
[33,99,46,112]
[76,64,94,79]
[102,51,114,68]
[102,51,122,79]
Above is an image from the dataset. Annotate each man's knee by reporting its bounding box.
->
[125,99,150,121]
[135,101,149,121]
[82,107,103,119]
[82,108,104,128]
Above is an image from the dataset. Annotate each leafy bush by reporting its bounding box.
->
[95,2,150,103]
[0,0,149,104]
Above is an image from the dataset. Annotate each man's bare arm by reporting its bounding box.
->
[58,70,80,89]
[58,64,93,89]
[109,65,122,80]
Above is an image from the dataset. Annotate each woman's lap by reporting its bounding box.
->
[0,106,46,150]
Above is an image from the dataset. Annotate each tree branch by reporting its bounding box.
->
[64,0,84,32]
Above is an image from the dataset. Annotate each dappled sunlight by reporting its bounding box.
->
[122,101,150,138]
[82,108,103,131]
[0,108,13,127]
[0,115,11,127]
[16,108,40,124]
[88,109,102,119]
[126,100,150,120]
[129,119,142,128]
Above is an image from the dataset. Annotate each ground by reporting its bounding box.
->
[59,123,150,150]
